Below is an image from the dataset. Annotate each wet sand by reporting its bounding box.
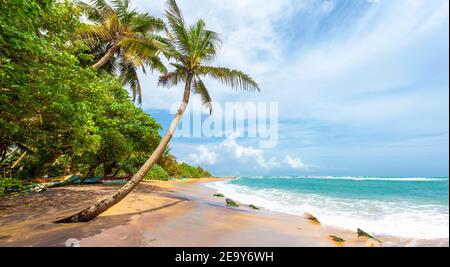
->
[0,178,442,247]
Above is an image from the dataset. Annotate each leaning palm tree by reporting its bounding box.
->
[77,0,167,103]
[56,0,259,223]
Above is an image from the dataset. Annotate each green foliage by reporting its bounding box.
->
[159,153,212,178]
[77,0,167,104]
[159,154,182,177]
[145,164,169,181]
[0,178,26,196]
[0,0,213,189]
[179,163,211,178]
[0,0,162,180]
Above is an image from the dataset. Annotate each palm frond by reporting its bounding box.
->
[123,51,145,70]
[199,66,260,92]
[89,0,111,11]
[165,0,190,56]
[112,0,141,24]
[120,62,143,104]
[193,77,213,114]
[118,37,159,58]
[151,38,184,62]
[77,24,112,47]
[158,69,186,88]
[131,14,166,33]
[145,56,168,74]
[104,12,121,35]
[75,0,102,22]
[166,0,185,26]
[197,29,222,62]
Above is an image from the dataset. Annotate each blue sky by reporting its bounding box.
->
[132,0,449,177]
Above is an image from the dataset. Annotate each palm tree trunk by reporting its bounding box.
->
[55,73,194,223]
[92,45,119,70]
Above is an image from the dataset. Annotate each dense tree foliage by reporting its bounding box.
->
[0,0,212,190]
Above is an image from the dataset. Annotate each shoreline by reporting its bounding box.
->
[0,178,447,247]
[203,178,449,247]
[80,178,369,247]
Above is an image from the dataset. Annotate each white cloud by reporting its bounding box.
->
[220,133,280,170]
[182,133,308,171]
[132,0,448,176]
[186,145,217,165]
[284,155,308,170]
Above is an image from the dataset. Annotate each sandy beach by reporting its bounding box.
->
[0,178,444,247]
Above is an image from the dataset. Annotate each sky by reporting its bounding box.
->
[131,0,449,177]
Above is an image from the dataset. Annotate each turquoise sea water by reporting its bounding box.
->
[208,176,449,240]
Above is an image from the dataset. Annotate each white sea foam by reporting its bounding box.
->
[243,176,448,182]
[207,180,449,240]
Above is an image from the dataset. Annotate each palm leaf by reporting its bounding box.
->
[131,14,166,33]
[200,66,260,92]
[120,62,143,104]
[159,70,186,88]
[77,24,112,46]
[193,77,213,114]
[165,0,191,56]
[118,37,159,58]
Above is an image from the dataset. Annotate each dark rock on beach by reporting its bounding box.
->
[357,228,382,245]
[329,235,345,243]
[225,198,239,207]
[304,212,320,224]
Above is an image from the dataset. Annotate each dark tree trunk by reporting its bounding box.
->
[112,166,122,177]
[80,163,100,185]
[55,73,194,223]
[103,162,115,177]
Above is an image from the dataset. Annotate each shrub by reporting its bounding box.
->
[144,164,169,181]
[0,178,26,196]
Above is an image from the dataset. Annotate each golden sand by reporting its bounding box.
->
[0,178,369,247]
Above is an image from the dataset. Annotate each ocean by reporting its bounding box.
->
[207,176,449,241]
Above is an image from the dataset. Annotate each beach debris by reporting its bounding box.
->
[329,235,346,243]
[304,212,320,224]
[249,204,260,210]
[213,193,225,198]
[225,198,239,207]
[357,228,382,244]
[31,184,46,193]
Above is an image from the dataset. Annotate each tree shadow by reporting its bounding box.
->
[0,183,185,247]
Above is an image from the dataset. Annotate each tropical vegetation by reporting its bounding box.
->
[0,0,211,195]
[1,0,258,222]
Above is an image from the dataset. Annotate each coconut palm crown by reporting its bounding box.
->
[77,0,168,104]
[157,0,260,114]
